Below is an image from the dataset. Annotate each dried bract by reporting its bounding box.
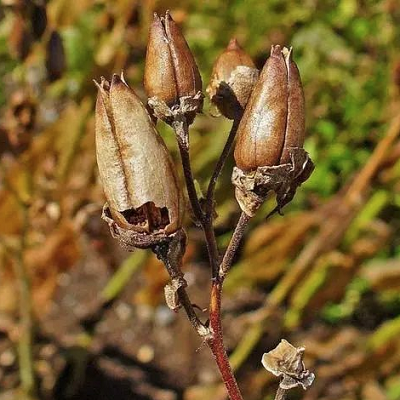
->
[262,339,315,391]
[95,74,184,249]
[232,45,314,216]
[144,11,202,123]
[207,38,259,120]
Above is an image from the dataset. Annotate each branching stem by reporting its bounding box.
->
[205,118,240,216]
[171,114,249,399]
[219,211,251,279]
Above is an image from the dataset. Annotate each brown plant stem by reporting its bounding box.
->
[208,281,244,400]
[205,118,240,217]
[172,115,247,399]
[154,241,207,337]
[172,117,220,276]
[172,118,204,223]
[219,211,251,279]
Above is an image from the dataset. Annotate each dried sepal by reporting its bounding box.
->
[232,148,314,217]
[207,38,259,120]
[95,74,184,245]
[144,11,202,123]
[262,339,315,391]
[164,277,187,311]
[147,91,204,126]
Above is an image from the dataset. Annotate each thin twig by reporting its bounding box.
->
[205,118,240,217]
[203,217,221,279]
[219,212,251,279]
[173,118,205,224]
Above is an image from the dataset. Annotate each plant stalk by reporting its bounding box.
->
[208,281,244,400]
[205,118,240,217]
[13,203,36,397]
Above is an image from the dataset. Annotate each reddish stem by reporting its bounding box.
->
[208,281,244,400]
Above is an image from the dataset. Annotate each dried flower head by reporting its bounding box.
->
[262,339,315,391]
[207,38,259,119]
[95,74,184,248]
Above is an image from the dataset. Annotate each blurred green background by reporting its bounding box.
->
[1,1,400,400]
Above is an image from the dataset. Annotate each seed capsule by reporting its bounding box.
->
[144,11,202,107]
[95,74,183,235]
[207,38,258,119]
[234,45,305,171]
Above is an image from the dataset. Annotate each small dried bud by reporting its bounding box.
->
[144,11,202,108]
[232,46,313,217]
[95,74,184,248]
[262,339,315,391]
[207,38,259,119]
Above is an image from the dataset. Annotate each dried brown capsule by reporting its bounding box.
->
[232,46,313,217]
[95,74,184,247]
[144,11,202,108]
[207,38,259,119]
[235,45,292,170]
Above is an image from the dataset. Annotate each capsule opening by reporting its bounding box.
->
[121,202,170,233]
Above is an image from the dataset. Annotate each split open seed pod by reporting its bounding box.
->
[95,74,184,249]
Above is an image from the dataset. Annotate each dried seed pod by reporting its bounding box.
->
[234,45,289,171]
[232,46,313,217]
[207,38,259,119]
[144,11,202,107]
[95,74,184,244]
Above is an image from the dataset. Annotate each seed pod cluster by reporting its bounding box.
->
[95,74,184,248]
[207,38,259,119]
[144,11,202,109]
[234,45,305,170]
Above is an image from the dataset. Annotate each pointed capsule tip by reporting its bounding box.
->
[94,77,110,91]
[120,70,127,85]
[270,44,282,57]
[282,46,292,59]
[227,37,240,50]
[111,74,124,89]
